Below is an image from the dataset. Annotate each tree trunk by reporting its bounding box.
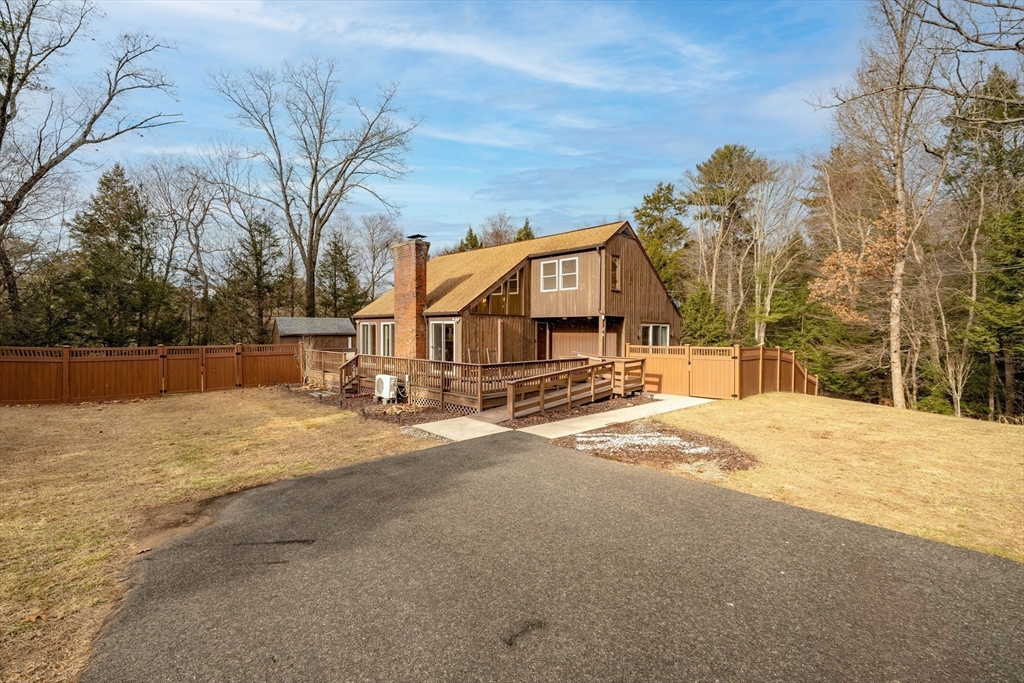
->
[889,258,906,409]
[0,242,20,314]
[1005,347,1016,418]
[304,269,317,318]
[988,352,997,420]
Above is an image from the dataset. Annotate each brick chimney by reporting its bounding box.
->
[391,235,429,359]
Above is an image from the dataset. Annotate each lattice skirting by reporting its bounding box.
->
[410,395,476,414]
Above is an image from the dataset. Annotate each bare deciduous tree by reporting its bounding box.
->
[747,162,809,345]
[820,0,953,408]
[357,212,402,299]
[209,57,417,316]
[0,0,178,317]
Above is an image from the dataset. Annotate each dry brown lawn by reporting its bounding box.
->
[658,393,1024,562]
[0,387,433,683]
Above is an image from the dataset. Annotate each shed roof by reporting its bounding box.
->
[274,317,355,336]
[355,221,629,318]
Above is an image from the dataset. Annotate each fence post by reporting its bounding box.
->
[62,345,70,404]
[804,363,809,394]
[235,343,243,388]
[477,365,483,412]
[758,345,764,395]
[566,368,573,409]
[776,346,782,392]
[684,344,691,396]
[790,351,796,392]
[590,364,596,402]
[539,374,546,415]
[199,346,206,392]
[733,344,741,400]
[158,344,166,395]
[298,341,305,384]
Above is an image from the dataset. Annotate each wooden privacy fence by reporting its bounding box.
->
[0,344,302,405]
[627,344,818,400]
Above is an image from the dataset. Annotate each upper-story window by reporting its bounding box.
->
[610,255,621,292]
[507,271,519,295]
[540,257,578,292]
[540,261,558,292]
[560,257,577,290]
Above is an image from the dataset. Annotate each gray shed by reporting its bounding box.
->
[272,317,356,350]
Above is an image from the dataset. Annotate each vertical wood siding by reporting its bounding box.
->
[604,232,681,348]
[529,250,601,318]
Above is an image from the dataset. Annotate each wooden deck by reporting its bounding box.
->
[305,352,645,415]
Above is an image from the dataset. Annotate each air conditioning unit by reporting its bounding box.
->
[375,374,398,402]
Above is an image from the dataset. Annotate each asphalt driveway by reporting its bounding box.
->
[83,431,1024,682]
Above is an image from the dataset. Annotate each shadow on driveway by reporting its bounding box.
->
[83,431,1024,682]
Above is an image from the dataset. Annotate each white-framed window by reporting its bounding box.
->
[540,260,558,292]
[429,321,456,362]
[539,258,578,292]
[610,255,621,292]
[359,322,377,355]
[507,271,519,295]
[380,322,395,357]
[641,324,670,346]
[560,257,578,290]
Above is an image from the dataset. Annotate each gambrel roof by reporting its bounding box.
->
[355,221,630,318]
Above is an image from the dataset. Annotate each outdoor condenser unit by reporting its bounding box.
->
[375,374,398,402]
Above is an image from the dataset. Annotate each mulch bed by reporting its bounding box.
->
[497,394,654,429]
[552,420,757,479]
[339,393,464,426]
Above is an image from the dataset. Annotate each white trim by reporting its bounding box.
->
[380,322,394,357]
[641,323,670,346]
[507,270,519,295]
[559,257,578,290]
[540,260,558,292]
[359,322,377,355]
[429,320,456,362]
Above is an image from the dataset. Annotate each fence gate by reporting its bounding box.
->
[688,347,738,399]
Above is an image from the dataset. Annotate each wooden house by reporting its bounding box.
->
[352,221,680,363]
[272,317,356,350]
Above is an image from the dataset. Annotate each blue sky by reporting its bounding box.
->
[86,0,867,248]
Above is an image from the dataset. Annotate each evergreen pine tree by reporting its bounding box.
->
[457,226,482,252]
[67,165,180,346]
[317,232,369,319]
[515,218,535,241]
[678,283,728,345]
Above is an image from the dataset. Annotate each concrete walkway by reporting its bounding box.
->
[414,394,712,442]
[519,395,712,439]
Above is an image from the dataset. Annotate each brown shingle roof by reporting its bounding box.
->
[355,221,629,317]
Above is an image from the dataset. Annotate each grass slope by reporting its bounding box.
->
[658,393,1023,562]
[0,388,432,683]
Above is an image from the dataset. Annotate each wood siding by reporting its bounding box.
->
[460,314,535,363]
[548,318,600,358]
[530,250,601,318]
[602,231,680,347]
